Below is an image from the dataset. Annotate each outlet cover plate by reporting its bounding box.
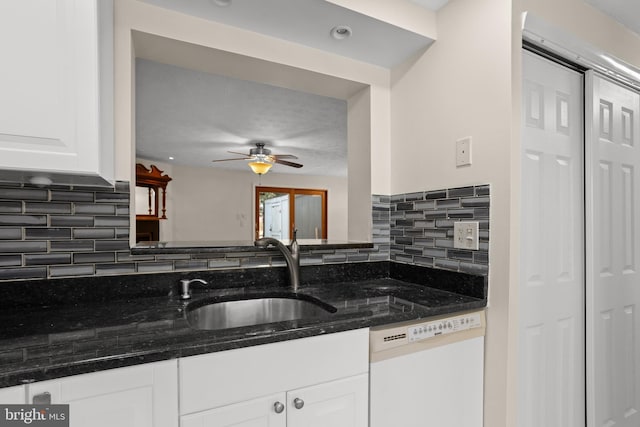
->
[453,221,479,250]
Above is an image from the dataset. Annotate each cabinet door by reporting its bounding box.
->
[179,328,369,415]
[180,393,287,427]
[0,385,26,404]
[26,360,178,427]
[287,374,368,427]
[0,0,113,183]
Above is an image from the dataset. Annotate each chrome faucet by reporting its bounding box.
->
[255,230,300,292]
[180,278,207,300]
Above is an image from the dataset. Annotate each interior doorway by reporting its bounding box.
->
[255,186,327,240]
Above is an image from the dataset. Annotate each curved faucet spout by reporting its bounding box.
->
[255,236,300,292]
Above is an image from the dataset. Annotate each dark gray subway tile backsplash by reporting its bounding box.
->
[0,180,489,281]
[385,185,490,276]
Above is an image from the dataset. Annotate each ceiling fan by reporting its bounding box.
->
[211,142,303,175]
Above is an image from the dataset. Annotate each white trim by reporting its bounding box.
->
[584,70,596,427]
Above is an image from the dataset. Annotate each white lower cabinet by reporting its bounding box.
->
[25,360,178,427]
[0,385,26,403]
[178,329,369,427]
[181,374,368,427]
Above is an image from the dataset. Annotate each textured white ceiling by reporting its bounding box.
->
[136,59,348,176]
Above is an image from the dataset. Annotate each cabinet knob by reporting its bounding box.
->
[273,401,285,414]
[293,397,304,410]
[33,392,51,405]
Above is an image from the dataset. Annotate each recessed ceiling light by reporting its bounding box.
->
[169,156,174,160]
[211,0,232,7]
[330,25,352,40]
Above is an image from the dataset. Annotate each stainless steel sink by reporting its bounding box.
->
[186,294,337,330]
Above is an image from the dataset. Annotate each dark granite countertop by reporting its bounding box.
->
[0,263,487,388]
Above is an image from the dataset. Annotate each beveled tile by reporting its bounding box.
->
[50,215,94,227]
[24,253,71,266]
[0,255,21,267]
[0,228,22,240]
[0,214,46,226]
[25,228,71,240]
[25,202,72,214]
[0,241,47,253]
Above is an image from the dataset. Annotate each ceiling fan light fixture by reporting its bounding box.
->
[248,161,273,175]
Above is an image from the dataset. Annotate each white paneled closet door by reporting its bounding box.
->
[519,51,585,427]
[586,72,640,427]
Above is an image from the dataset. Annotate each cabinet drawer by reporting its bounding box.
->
[179,328,369,415]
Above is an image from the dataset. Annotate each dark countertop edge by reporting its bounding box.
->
[131,240,373,254]
[0,298,486,388]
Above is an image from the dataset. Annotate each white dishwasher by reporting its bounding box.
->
[369,310,485,427]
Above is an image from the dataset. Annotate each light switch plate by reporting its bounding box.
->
[456,137,472,167]
[453,221,479,250]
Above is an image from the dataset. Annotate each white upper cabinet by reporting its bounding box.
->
[0,0,114,186]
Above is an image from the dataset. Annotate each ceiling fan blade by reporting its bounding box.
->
[275,158,303,168]
[227,151,252,157]
[273,154,298,160]
[211,157,251,163]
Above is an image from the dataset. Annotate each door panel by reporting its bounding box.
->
[261,193,289,240]
[294,194,323,239]
[519,51,585,427]
[586,71,640,427]
[287,374,367,427]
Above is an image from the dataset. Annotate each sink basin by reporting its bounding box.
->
[186,294,337,330]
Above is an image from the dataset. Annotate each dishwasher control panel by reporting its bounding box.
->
[407,312,482,343]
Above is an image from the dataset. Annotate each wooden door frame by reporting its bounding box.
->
[255,186,328,240]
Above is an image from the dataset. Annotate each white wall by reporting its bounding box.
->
[348,87,373,241]
[137,159,348,242]
[389,1,515,427]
